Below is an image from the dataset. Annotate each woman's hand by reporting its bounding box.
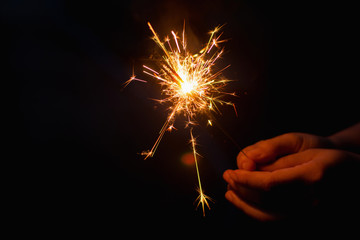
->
[224,132,360,221]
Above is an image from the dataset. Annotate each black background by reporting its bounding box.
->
[9,0,359,236]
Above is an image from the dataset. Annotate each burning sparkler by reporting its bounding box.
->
[126,22,237,216]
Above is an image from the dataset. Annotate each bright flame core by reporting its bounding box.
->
[180,78,196,95]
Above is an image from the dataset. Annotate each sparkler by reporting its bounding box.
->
[126,22,237,216]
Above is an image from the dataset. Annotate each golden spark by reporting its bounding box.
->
[126,22,236,216]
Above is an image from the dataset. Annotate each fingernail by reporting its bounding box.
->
[223,170,232,180]
[227,170,237,179]
[246,148,263,160]
[241,161,255,171]
[224,170,235,180]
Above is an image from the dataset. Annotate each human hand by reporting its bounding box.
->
[237,132,334,171]
[224,148,360,221]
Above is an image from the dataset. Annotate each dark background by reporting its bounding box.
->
[8,0,358,236]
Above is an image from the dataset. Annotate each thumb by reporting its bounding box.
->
[237,133,303,170]
[259,149,317,171]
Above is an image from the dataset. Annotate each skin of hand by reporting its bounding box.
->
[223,133,360,221]
[236,132,335,171]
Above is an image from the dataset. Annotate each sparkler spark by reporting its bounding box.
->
[127,22,236,216]
[190,128,214,215]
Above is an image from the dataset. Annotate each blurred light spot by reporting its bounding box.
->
[181,152,195,166]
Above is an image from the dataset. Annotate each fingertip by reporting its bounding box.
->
[225,190,234,201]
[238,147,266,167]
[237,152,246,168]
[223,170,232,181]
[237,150,257,170]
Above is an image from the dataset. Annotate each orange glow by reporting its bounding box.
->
[181,152,195,166]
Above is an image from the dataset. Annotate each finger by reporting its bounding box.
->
[227,181,266,207]
[228,160,316,190]
[259,151,316,171]
[227,169,273,190]
[225,170,252,197]
[237,133,304,168]
[225,190,278,221]
[237,151,256,170]
[223,170,235,186]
